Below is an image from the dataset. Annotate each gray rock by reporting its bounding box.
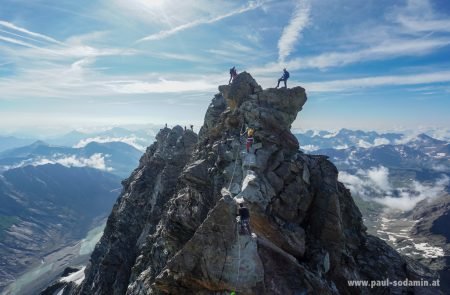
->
[302,163,310,184]
[182,159,209,186]
[57,73,440,295]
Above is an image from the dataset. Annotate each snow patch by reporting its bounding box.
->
[301,144,319,152]
[413,243,445,258]
[374,137,390,146]
[60,266,86,285]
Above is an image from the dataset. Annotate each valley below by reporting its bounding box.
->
[2,220,106,295]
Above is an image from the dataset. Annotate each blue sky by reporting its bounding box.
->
[0,0,449,135]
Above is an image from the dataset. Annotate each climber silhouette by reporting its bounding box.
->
[237,203,251,235]
[276,68,290,88]
[229,66,238,84]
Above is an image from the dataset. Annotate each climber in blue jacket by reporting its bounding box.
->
[276,68,290,88]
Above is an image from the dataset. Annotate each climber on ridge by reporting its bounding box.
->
[237,203,251,235]
[229,66,237,84]
[242,127,255,153]
[275,68,289,88]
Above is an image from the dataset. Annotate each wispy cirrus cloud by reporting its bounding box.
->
[253,0,450,75]
[303,70,450,93]
[277,0,310,62]
[105,78,217,94]
[252,37,450,74]
[136,0,267,43]
[389,0,450,34]
[0,20,64,45]
[0,35,47,50]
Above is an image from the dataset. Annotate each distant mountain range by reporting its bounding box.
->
[295,128,403,151]
[0,164,121,292]
[312,133,449,172]
[46,127,157,151]
[0,140,143,178]
[0,128,152,292]
[295,128,450,152]
[0,126,159,153]
[295,130,449,176]
[0,135,36,153]
[295,129,449,293]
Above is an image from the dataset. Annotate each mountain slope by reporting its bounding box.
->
[0,135,36,153]
[60,73,438,295]
[0,164,121,292]
[410,194,450,293]
[0,140,143,178]
[295,129,403,151]
[312,136,450,179]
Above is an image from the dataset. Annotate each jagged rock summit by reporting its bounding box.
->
[55,72,438,295]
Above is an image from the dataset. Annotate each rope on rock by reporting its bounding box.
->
[227,122,245,191]
[234,216,242,294]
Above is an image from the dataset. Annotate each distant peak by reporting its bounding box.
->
[31,140,48,146]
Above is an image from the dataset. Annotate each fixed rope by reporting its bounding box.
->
[234,216,242,294]
[227,122,245,191]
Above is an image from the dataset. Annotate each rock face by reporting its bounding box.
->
[62,73,438,294]
[410,194,450,294]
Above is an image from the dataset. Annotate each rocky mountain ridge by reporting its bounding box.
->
[55,73,439,294]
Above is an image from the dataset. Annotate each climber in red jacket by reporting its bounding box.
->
[245,127,255,153]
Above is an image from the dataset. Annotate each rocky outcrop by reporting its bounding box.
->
[410,194,450,294]
[60,73,438,294]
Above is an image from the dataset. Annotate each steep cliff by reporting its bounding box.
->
[58,73,438,294]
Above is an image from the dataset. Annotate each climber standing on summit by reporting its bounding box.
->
[237,203,251,235]
[229,66,237,84]
[275,68,289,88]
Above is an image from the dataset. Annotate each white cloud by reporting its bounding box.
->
[373,176,449,211]
[32,153,112,171]
[339,166,449,211]
[277,0,310,62]
[366,166,391,191]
